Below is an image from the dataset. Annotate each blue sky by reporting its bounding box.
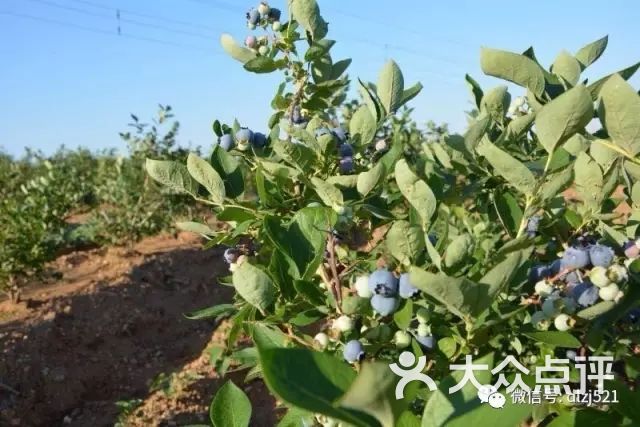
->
[2,0,639,157]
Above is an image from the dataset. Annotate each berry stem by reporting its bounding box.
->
[327,233,343,313]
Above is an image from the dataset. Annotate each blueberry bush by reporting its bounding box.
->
[146,1,640,425]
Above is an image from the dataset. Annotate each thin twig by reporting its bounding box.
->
[327,234,343,313]
[0,381,19,395]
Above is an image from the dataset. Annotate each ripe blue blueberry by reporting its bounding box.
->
[415,334,435,350]
[398,273,419,298]
[368,269,398,296]
[224,248,241,264]
[332,127,348,142]
[371,294,399,316]
[589,244,615,267]
[268,7,281,21]
[247,9,260,25]
[571,282,599,307]
[343,340,365,363]
[235,128,254,144]
[252,132,268,147]
[218,134,234,151]
[528,264,550,284]
[291,105,304,124]
[339,157,354,174]
[526,215,541,237]
[561,247,590,270]
[564,271,580,285]
[339,143,354,158]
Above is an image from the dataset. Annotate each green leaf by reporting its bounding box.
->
[304,39,335,62]
[463,115,491,152]
[608,379,640,423]
[357,162,385,197]
[443,234,472,269]
[476,138,536,195]
[539,166,573,201]
[311,177,344,207]
[232,262,276,314]
[547,407,619,426]
[339,362,400,427]
[590,139,619,171]
[251,323,290,349]
[292,206,337,279]
[523,331,581,347]
[401,82,423,107]
[480,47,546,97]
[535,85,594,154]
[220,33,256,64]
[257,347,377,427]
[588,61,640,98]
[350,105,377,146]
[504,112,535,140]
[327,175,359,189]
[575,35,608,69]
[551,50,581,85]
[175,221,216,236]
[273,139,316,170]
[358,78,383,123]
[598,74,640,156]
[394,299,413,330]
[480,85,510,122]
[277,407,315,427]
[331,58,352,79]
[386,220,425,266]
[409,267,491,321]
[211,146,244,198]
[243,56,279,73]
[290,0,328,40]
[574,152,604,211]
[377,60,404,114]
[184,303,237,320]
[187,153,225,203]
[145,158,197,195]
[395,159,436,228]
[479,250,524,297]
[576,300,616,320]
[464,74,484,108]
[421,353,495,427]
[209,381,252,427]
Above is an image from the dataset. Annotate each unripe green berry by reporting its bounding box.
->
[272,21,281,31]
[531,311,549,330]
[589,266,611,288]
[542,296,561,317]
[394,330,411,349]
[417,323,430,337]
[258,45,269,55]
[416,307,430,324]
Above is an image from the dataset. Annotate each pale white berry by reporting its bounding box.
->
[599,283,620,301]
[314,332,330,349]
[354,275,372,298]
[607,265,628,284]
[535,280,555,297]
[554,314,573,331]
[417,323,430,337]
[589,266,611,288]
[333,315,354,332]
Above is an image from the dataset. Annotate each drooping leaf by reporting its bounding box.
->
[464,74,484,108]
[395,159,437,228]
[184,303,237,320]
[574,152,604,211]
[220,33,257,64]
[588,61,640,98]
[480,85,510,123]
[480,47,546,97]
[145,158,198,195]
[476,138,536,195]
[357,162,385,196]
[187,153,225,203]
[232,262,276,314]
[244,56,279,73]
[175,221,216,236]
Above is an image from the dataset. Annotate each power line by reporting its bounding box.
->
[0,11,216,54]
[67,0,219,32]
[25,0,218,40]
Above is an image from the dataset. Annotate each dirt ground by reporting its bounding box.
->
[0,232,278,427]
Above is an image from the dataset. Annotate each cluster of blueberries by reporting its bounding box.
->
[315,126,354,174]
[246,2,282,31]
[529,240,629,331]
[216,128,267,151]
[336,269,434,363]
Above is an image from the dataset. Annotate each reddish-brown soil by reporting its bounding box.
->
[0,232,277,427]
